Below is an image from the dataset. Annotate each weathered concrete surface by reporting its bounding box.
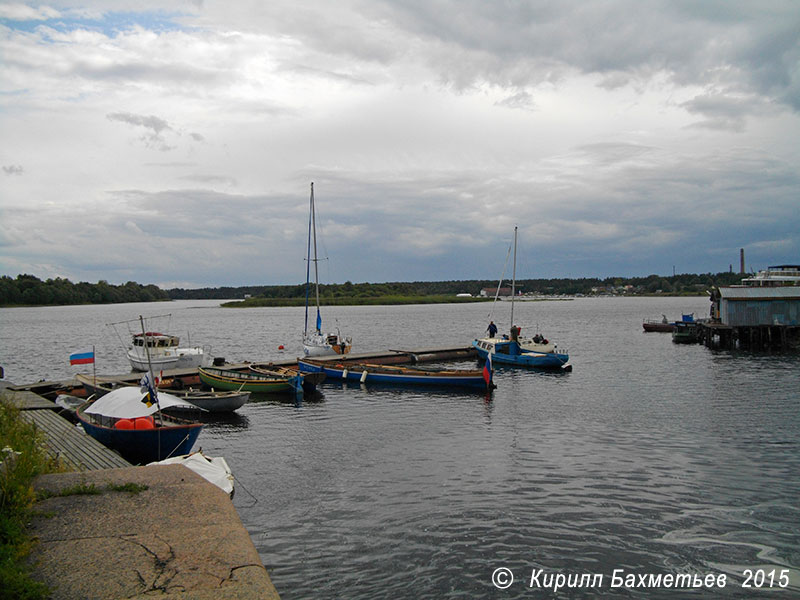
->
[29,464,280,599]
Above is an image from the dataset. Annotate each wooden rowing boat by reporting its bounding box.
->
[198,366,300,394]
[297,358,492,389]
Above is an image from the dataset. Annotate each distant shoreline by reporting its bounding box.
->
[0,293,715,309]
[3,271,736,307]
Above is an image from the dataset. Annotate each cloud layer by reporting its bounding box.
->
[1,1,798,287]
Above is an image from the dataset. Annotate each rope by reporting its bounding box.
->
[486,237,514,327]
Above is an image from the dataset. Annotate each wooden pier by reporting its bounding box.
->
[696,322,800,351]
[1,388,131,470]
[5,345,480,395]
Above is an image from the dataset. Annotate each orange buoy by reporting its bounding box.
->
[115,419,134,430]
[134,417,155,430]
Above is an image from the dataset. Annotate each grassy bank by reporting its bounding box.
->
[0,396,62,600]
[222,294,492,308]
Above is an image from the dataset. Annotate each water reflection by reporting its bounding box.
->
[199,411,251,431]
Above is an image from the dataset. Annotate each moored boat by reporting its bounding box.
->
[110,315,211,372]
[643,315,676,332]
[198,366,302,394]
[472,226,571,371]
[248,364,326,392]
[298,358,493,389]
[303,182,352,357]
[473,334,571,370]
[126,331,207,372]
[75,373,250,413]
[672,319,699,344]
[150,451,235,498]
[76,386,204,465]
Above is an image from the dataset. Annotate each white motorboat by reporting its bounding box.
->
[126,331,207,372]
[110,315,211,372]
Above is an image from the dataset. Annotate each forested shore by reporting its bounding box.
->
[1,272,745,307]
[0,275,169,306]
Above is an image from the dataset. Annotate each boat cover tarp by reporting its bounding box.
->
[149,452,234,496]
[83,386,199,419]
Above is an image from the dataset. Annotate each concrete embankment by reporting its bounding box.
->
[29,465,280,599]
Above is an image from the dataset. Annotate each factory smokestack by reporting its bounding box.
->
[740,248,745,274]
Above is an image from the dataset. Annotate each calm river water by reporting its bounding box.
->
[1,297,798,599]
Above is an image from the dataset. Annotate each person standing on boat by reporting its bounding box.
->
[487,321,498,337]
[510,325,520,341]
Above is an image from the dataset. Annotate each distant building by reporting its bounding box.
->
[717,287,799,326]
[480,287,513,297]
[456,293,472,297]
[713,265,800,326]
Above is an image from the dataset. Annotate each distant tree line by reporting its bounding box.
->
[0,271,748,307]
[0,274,169,306]
[167,271,746,301]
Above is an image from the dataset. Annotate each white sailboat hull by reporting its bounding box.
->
[303,333,351,357]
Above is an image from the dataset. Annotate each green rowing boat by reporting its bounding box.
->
[198,366,298,394]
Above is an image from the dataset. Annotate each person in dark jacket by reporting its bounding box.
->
[487,321,498,337]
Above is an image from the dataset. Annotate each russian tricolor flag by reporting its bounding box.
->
[69,347,95,365]
[483,352,493,386]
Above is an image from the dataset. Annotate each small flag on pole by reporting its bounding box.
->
[139,373,157,407]
[69,347,95,365]
[483,352,493,386]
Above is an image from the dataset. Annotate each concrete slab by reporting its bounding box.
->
[29,464,280,599]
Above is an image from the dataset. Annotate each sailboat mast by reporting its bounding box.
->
[311,184,322,333]
[510,226,517,327]
[304,184,313,336]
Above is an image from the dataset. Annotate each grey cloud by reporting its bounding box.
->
[3,165,24,175]
[107,112,171,134]
[107,112,175,151]
[371,0,800,117]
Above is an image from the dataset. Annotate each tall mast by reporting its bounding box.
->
[311,183,321,333]
[304,184,313,336]
[510,226,517,327]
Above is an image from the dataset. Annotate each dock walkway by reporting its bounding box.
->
[3,388,131,471]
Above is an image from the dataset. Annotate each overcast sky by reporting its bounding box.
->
[1,1,799,288]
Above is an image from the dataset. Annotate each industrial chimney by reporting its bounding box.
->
[740,248,745,274]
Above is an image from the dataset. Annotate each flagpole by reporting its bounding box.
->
[140,315,162,460]
[140,316,163,417]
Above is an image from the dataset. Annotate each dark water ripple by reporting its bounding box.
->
[2,297,798,598]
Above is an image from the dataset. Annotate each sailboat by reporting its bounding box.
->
[303,182,352,357]
[472,226,571,370]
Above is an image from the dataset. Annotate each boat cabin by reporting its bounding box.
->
[474,338,520,356]
[132,333,180,348]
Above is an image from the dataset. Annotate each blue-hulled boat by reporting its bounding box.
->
[472,335,570,370]
[298,358,493,389]
[473,226,571,371]
[76,386,204,465]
